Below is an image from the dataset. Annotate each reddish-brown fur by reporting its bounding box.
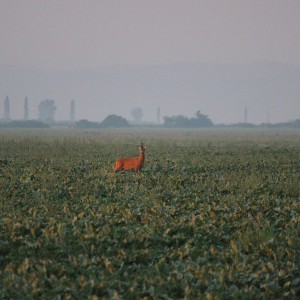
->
[114,143,146,172]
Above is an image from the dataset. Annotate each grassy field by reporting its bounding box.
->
[0,128,299,299]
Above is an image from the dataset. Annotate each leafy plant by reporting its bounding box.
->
[0,129,299,298]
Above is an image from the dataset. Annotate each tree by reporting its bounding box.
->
[3,96,11,121]
[131,107,143,123]
[24,97,29,120]
[70,99,75,123]
[74,119,101,129]
[101,114,130,128]
[163,111,213,128]
[38,99,56,123]
[192,110,213,127]
[164,115,190,127]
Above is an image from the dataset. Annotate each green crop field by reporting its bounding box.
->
[0,128,299,299]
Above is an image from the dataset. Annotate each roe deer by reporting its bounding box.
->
[114,142,146,172]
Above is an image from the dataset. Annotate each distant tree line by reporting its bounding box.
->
[1,96,59,124]
[0,120,50,128]
[1,96,299,129]
[216,120,300,129]
[163,111,213,128]
[74,115,130,129]
[260,119,300,128]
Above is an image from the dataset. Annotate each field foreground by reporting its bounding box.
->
[0,129,299,299]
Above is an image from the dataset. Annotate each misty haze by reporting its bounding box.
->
[1,1,300,125]
[1,62,300,125]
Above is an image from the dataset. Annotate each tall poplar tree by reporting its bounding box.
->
[24,97,29,120]
[70,99,75,122]
[3,96,11,121]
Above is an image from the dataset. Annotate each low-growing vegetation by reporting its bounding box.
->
[0,128,299,299]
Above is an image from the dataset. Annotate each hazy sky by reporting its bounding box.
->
[1,0,300,70]
[0,1,300,124]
